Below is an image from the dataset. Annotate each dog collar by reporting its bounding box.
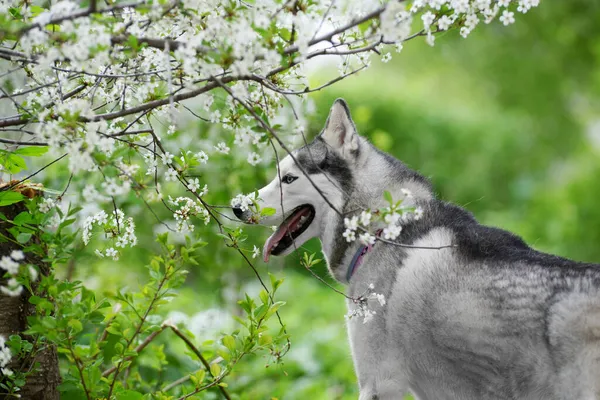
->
[346,230,382,282]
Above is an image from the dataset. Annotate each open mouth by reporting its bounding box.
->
[263,205,315,262]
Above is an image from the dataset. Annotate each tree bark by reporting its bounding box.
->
[0,185,60,400]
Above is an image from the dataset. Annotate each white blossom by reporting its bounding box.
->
[383,224,402,240]
[369,292,387,307]
[342,229,356,242]
[426,31,436,47]
[247,152,262,166]
[359,211,372,227]
[29,266,39,281]
[344,216,359,231]
[517,0,533,13]
[421,11,436,29]
[84,209,137,258]
[437,15,454,31]
[83,184,107,203]
[0,336,12,372]
[105,247,119,260]
[414,207,424,220]
[499,10,515,25]
[165,168,178,182]
[1,277,23,297]
[161,152,174,165]
[231,192,258,213]
[0,256,19,275]
[346,284,386,324]
[197,184,208,197]
[359,232,376,246]
[196,151,209,164]
[38,198,56,213]
[10,250,24,261]
[210,110,222,123]
[170,196,211,230]
[214,142,230,154]
[102,177,131,197]
[384,212,401,225]
[189,178,201,193]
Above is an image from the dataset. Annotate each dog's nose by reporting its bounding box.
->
[232,205,244,219]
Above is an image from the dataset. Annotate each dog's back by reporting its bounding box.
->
[361,201,600,399]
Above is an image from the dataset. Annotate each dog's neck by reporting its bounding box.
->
[319,150,434,283]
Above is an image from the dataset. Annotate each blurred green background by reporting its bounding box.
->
[59,2,600,399]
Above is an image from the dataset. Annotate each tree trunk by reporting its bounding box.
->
[0,186,60,400]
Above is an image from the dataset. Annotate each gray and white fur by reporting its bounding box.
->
[233,99,600,400]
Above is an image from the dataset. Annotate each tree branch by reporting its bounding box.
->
[0,138,48,146]
[18,1,144,35]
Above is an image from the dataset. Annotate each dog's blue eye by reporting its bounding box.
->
[282,174,298,184]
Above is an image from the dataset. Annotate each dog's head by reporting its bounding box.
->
[233,98,365,262]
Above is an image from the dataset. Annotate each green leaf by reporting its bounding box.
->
[265,301,286,319]
[7,335,22,353]
[16,232,32,244]
[259,333,273,346]
[217,348,231,362]
[222,335,235,351]
[127,34,139,51]
[68,319,83,334]
[1,153,27,173]
[260,207,276,217]
[28,5,45,17]
[254,304,268,320]
[383,190,393,204]
[0,191,25,206]
[13,211,33,226]
[210,363,221,377]
[232,315,248,328]
[14,146,49,157]
[259,289,269,305]
[269,273,283,293]
[194,369,206,384]
[115,390,143,400]
[358,20,372,34]
[156,232,169,246]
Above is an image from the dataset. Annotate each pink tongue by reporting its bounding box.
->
[262,207,310,262]
[263,229,287,263]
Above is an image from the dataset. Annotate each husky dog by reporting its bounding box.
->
[233,99,600,400]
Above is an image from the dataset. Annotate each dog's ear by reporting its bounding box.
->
[321,98,360,157]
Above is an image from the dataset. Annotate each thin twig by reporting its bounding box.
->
[168,325,232,400]
[101,327,166,378]
[68,338,92,400]
[161,369,201,392]
[0,138,48,146]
